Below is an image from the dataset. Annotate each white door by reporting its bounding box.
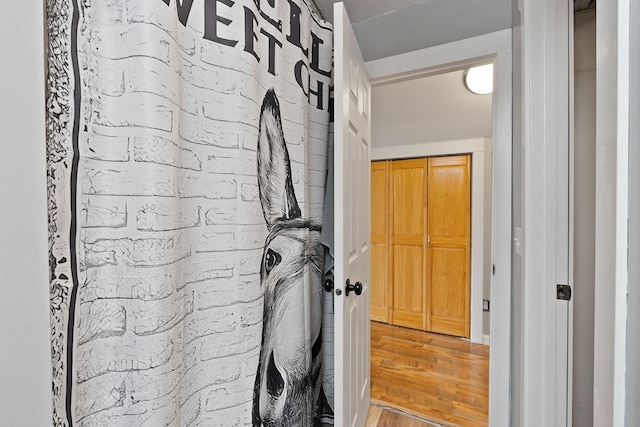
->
[333,3,371,427]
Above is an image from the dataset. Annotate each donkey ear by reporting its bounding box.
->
[257,89,301,228]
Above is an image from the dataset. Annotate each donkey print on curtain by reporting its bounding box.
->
[46,0,334,425]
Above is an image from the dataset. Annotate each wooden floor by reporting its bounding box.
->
[370,321,489,427]
[365,404,441,427]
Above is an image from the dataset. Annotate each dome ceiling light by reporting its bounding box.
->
[464,64,494,95]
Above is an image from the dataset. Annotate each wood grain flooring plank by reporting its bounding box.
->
[370,322,489,427]
[365,405,383,426]
[372,347,489,385]
[366,403,441,427]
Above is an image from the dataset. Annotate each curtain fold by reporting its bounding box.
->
[46,1,334,425]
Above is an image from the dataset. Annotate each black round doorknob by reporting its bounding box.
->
[324,278,334,293]
[345,279,362,296]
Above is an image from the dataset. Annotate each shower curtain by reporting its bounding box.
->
[46,1,334,425]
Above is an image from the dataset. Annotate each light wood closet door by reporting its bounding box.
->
[370,161,390,323]
[390,159,428,330]
[427,155,471,337]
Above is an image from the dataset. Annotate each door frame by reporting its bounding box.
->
[519,0,573,425]
[366,29,512,425]
[593,0,634,424]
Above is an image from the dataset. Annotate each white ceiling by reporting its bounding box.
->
[314,0,425,23]
[372,69,493,148]
[312,1,496,147]
[314,0,512,61]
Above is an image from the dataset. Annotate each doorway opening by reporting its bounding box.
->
[368,64,493,426]
[363,29,512,426]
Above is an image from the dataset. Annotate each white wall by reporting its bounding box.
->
[572,10,596,426]
[0,2,52,425]
[372,70,493,147]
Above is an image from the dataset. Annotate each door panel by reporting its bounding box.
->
[371,161,390,323]
[392,160,426,237]
[333,3,371,427]
[390,159,427,330]
[428,157,469,239]
[427,155,471,337]
[391,244,425,329]
[429,247,468,336]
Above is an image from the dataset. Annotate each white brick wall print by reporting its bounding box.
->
[45,1,334,425]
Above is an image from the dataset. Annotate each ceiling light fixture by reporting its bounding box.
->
[464,64,494,95]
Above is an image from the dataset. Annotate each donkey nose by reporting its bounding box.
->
[266,351,284,398]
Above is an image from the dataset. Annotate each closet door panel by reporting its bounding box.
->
[427,155,471,337]
[428,246,468,336]
[390,159,427,330]
[392,164,425,237]
[391,244,425,329]
[370,161,390,323]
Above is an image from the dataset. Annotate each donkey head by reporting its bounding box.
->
[252,89,325,426]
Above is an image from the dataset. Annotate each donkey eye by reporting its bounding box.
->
[264,249,282,274]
